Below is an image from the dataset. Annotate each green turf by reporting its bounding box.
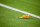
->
[0,0,40,16]
[0,6,40,27]
[0,0,40,27]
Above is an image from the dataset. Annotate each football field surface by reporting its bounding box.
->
[0,0,40,27]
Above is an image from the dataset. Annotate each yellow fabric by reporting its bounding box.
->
[16,15,29,18]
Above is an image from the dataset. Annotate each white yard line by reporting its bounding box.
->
[0,3,40,19]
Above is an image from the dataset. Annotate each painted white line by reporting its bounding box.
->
[0,3,40,19]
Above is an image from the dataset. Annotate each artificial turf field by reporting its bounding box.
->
[0,0,40,27]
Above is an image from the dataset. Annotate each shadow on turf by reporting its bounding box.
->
[17,18,32,19]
